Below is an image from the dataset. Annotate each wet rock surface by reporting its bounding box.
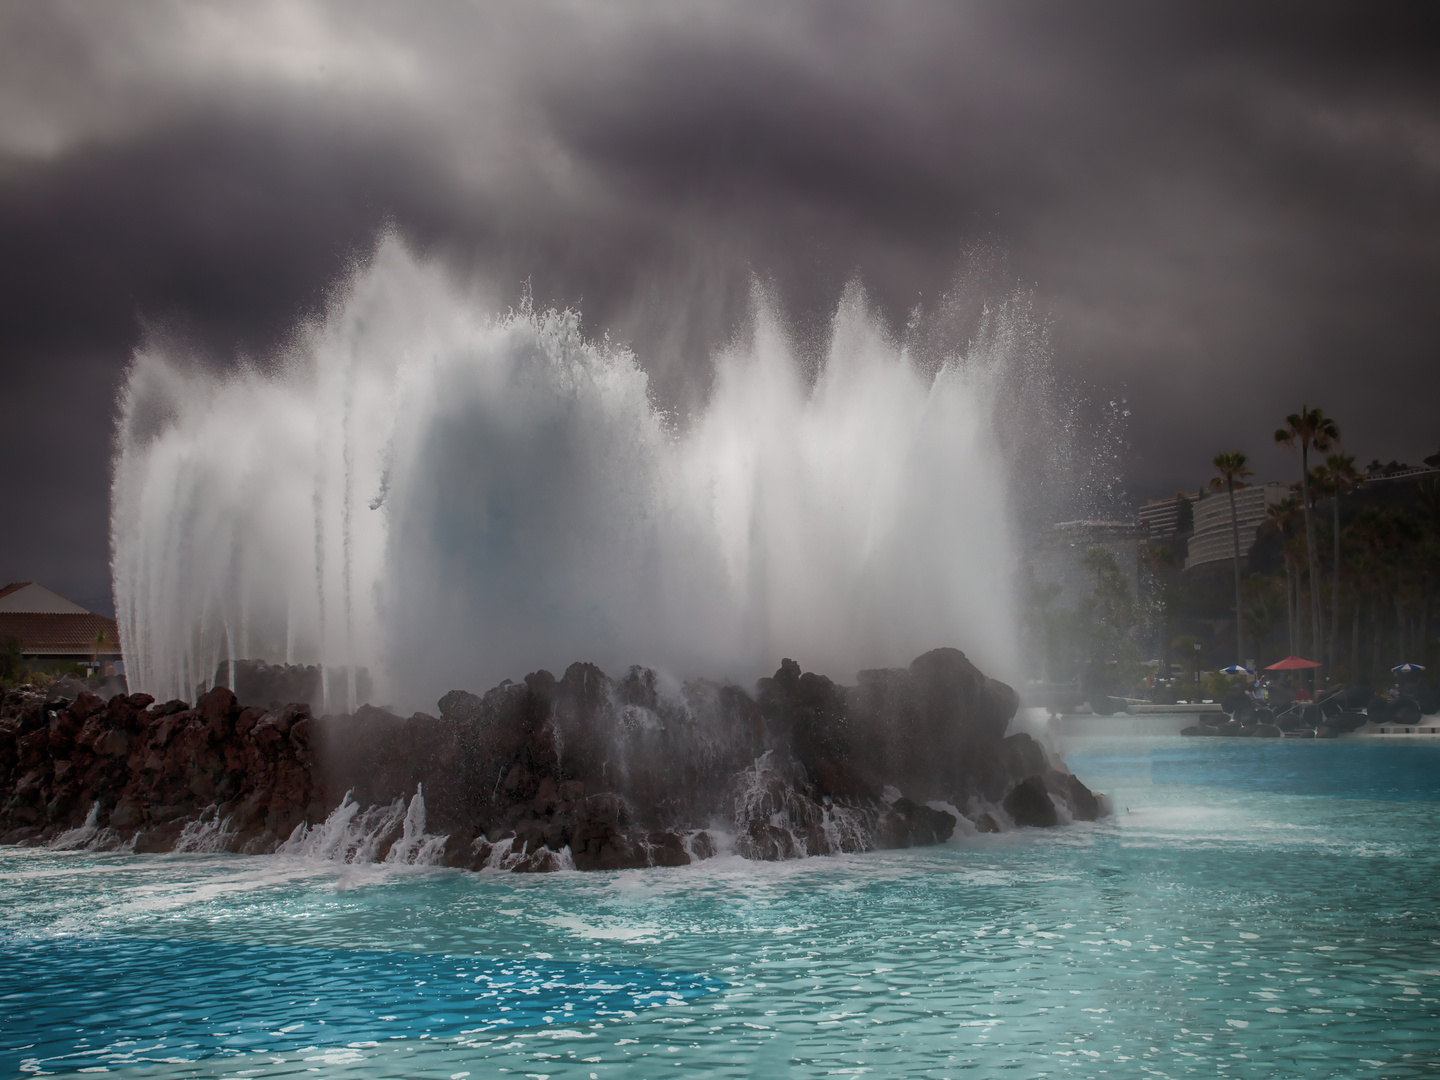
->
[1,648,1105,870]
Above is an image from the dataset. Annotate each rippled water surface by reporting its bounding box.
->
[4,734,1439,1078]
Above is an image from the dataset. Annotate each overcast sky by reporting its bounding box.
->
[2,1,1437,614]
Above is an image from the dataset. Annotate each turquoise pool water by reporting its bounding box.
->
[3,734,1439,1078]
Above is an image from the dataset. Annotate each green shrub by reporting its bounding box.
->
[0,634,23,684]
[1205,672,1240,700]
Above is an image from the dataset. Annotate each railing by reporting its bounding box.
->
[1361,465,1440,484]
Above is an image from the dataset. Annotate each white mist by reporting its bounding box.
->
[111,238,1021,710]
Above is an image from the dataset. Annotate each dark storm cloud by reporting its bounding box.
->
[1,1,1438,610]
[531,2,1440,474]
[0,116,481,612]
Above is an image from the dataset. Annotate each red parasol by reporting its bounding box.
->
[1265,656,1323,671]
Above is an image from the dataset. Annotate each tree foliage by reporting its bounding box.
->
[0,635,23,684]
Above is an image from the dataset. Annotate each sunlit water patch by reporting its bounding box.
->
[2,737,1438,1078]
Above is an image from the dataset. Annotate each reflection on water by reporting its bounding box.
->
[2,736,1438,1078]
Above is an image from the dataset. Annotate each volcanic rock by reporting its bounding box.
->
[973,812,1001,833]
[1002,775,1058,828]
[0,648,1107,870]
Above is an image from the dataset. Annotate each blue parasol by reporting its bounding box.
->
[1391,663,1426,673]
[1220,664,1253,675]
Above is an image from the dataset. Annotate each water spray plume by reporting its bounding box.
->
[111,238,1031,710]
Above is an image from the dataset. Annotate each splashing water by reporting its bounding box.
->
[278,788,449,866]
[112,238,1033,710]
[47,804,107,851]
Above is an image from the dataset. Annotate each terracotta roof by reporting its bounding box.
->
[0,612,123,656]
[0,581,93,614]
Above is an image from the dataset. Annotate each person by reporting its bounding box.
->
[1270,678,1295,710]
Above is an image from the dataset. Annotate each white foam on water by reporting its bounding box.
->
[111,237,1027,710]
[928,800,977,839]
[541,915,665,942]
[171,807,235,853]
[74,862,342,924]
[382,786,449,865]
[47,804,109,851]
[279,786,448,866]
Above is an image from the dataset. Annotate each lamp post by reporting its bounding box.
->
[1194,641,1203,701]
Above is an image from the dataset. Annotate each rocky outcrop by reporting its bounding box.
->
[0,648,1106,870]
[213,659,324,711]
[0,684,324,855]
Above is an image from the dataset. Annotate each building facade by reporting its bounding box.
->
[0,582,123,670]
[1183,483,1285,570]
[1137,493,1196,542]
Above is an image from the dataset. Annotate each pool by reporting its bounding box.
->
[3,735,1438,1078]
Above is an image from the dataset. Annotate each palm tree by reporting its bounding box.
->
[1021,568,1063,682]
[1348,506,1421,682]
[1262,497,1303,655]
[1349,508,1392,683]
[93,628,108,676]
[1415,480,1440,671]
[1315,453,1359,672]
[1242,572,1286,664]
[1142,542,1184,682]
[1346,551,1376,682]
[1210,451,1253,665]
[1275,407,1340,673]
